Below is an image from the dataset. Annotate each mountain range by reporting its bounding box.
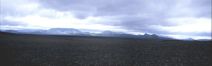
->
[0,28,174,40]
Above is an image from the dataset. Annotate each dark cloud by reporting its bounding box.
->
[39,0,211,17]
[0,0,39,17]
[191,0,211,18]
[38,0,211,24]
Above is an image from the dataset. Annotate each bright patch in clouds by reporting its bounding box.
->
[153,17,211,39]
[159,17,211,33]
[2,8,125,32]
[166,34,211,40]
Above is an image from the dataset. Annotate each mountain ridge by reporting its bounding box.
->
[0,28,175,40]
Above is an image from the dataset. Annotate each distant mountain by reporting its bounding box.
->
[0,29,44,34]
[45,28,81,35]
[95,31,173,40]
[183,38,195,41]
[197,39,212,41]
[98,31,127,36]
[1,30,19,33]
[0,28,174,40]
[140,33,159,39]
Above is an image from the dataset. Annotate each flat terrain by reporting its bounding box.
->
[0,32,211,66]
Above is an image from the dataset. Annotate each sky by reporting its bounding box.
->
[0,0,211,39]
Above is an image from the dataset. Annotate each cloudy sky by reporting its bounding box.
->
[0,0,211,39]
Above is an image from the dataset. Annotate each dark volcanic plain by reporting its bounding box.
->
[0,32,211,66]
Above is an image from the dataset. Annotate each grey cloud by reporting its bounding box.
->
[100,16,177,33]
[0,0,39,17]
[38,0,211,35]
[38,0,211,20]
[191,0,211,18]
[0,20,26,26]
[39,0,211,17]
[2,0,210,19]
[194,32,212,37]
[39,0,172,17]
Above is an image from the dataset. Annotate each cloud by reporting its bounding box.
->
[0,20,26,26]
[165,34,211,40]
[0,0,211,39]
[0,0,40,17]
[39,0,211,17]
[163,17,211,33]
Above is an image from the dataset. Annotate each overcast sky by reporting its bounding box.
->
[0,0,211,39]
